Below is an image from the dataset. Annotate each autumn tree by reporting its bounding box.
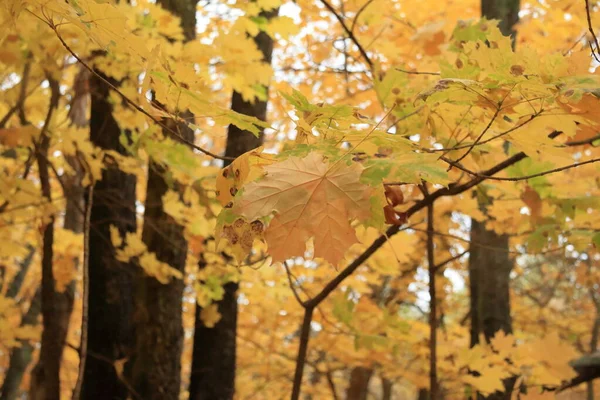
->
[2,1,600,400]
[127,1,198,399]
[188,5,278,399]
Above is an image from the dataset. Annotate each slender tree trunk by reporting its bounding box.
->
[0,287,41,400]
[5,246,35,300]
[128,1,197,399]
[468,4,520,400]
[1,67,88,399]
[81,67,136,400]
[346,367,373,400]
[587,293,599,400]
[381,377,393,400]
[32,77,68,400]
[188,9,276,400]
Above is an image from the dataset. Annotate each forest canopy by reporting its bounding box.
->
[0,0,600,399]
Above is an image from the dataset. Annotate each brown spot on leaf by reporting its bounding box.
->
[510,65,525,76]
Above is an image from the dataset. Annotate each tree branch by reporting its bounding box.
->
[423,184,438,399]
[585,0,600,62]
[42,18,233,161]
[319,0,373,69]
[291,307,314,400]
[441,155,600,182]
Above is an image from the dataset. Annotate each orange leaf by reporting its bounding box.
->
[234,152,373,265]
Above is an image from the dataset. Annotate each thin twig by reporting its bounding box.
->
[451,94,505,166]
[320,0,373,68]
[395,67,440,76]
[350,0,376,33]
[284,261,307,307]
[585,0,600,62]
[433,249,469,273]
[0,61,32,129]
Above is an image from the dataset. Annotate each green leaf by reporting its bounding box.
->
[332,291,355,326]
[362,152,450,185]
[374,67,408,108]
[279,89,315,112]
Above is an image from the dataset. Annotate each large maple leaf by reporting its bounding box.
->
[234,152,373,265]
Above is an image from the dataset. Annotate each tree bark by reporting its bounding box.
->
[188,9,276,400]
[468,4,521,400]
[81,67,136,400]
[1,66,87,399]
[346,367,373,400]
[469,220,513,344]
[32,77,69,400]
[481,0,520,40]
[381,377,393,400]
[128,1,197,399]
[0,287,41,400]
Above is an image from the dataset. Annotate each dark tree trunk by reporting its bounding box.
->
[0,287,41,400]
[128,1,197,399]
[5,246,35,300]
[481,0,520,40]
[381,377,393,400]
[468,220,513,344]
[188,9,276,400]
[82,67,136,400]
[417,388,430,400]
[32,78,69,400]
[468,4,520,400]
[1,66,88,400]
[346,367,373,400]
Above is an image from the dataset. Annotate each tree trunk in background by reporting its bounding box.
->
[346,367,373,400]
[417,388,430,400]
[1,66,88,400]
[128,1,197,399]
[31,78,66,400]
[469,220,513,344]
[467,2,520,399]
[481,0,520,39]
[82,68,136,400]
[0,287,41,400]
[381,377,393,400]
[188,9,276,400]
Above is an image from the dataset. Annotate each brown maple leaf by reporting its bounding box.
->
[234,152,373,265]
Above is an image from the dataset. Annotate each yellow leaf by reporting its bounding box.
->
[462,365,508,396]
[490,331,515,360]
[0,126,40,147]
[138,252,183,284]
[265,16,299,38]
[162,190,186,225]
[200,304,221,328]
[109,225,122,247]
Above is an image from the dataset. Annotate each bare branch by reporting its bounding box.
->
[350,0,376,34]
[291,308,314,400]
[394,67,440,76]
[441,155,600,182]
[319,0,373,69]
[284,262,308,307]
[585,0,600,62]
